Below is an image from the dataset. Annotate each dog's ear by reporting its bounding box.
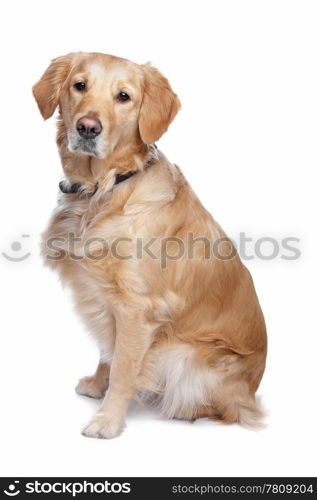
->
[32,53,75,120]
[139,64,181,144]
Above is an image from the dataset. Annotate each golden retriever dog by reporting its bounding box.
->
[33,52,267,438]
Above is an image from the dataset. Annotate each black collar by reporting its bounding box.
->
[59,182,82,194]
[59,170,137,195]
[114,170,136,185]
[59,145,157,195]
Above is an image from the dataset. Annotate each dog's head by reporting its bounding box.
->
[33,52,180,159]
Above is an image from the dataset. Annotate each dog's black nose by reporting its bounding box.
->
[76,116,102,139]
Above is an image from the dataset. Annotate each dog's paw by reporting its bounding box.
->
[75,376,106,399]
[81,413,125,439]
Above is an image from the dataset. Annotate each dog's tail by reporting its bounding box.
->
[236,401,266,429]
[211,397,266,429]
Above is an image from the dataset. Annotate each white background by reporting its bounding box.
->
[0,0,316,477]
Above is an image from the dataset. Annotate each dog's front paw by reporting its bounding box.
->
[81,413,125,439]
[75,376,107,399]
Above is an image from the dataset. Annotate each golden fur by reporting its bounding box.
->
[33,52,267,438]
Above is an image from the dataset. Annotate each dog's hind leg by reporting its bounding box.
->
[75,359,110,399]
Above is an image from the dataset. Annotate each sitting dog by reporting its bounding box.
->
[33,52,267,438]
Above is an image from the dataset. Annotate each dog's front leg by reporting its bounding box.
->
[82,307,154,439]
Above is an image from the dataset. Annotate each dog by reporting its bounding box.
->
[33,52,267,438]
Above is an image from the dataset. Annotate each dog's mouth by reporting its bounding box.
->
[67,132,104,158]
[72,138,100,157]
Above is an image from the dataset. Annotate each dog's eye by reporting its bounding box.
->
[117,92,130,102]
[74,82,86,91]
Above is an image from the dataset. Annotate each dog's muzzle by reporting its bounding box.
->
[68,116,104,157]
